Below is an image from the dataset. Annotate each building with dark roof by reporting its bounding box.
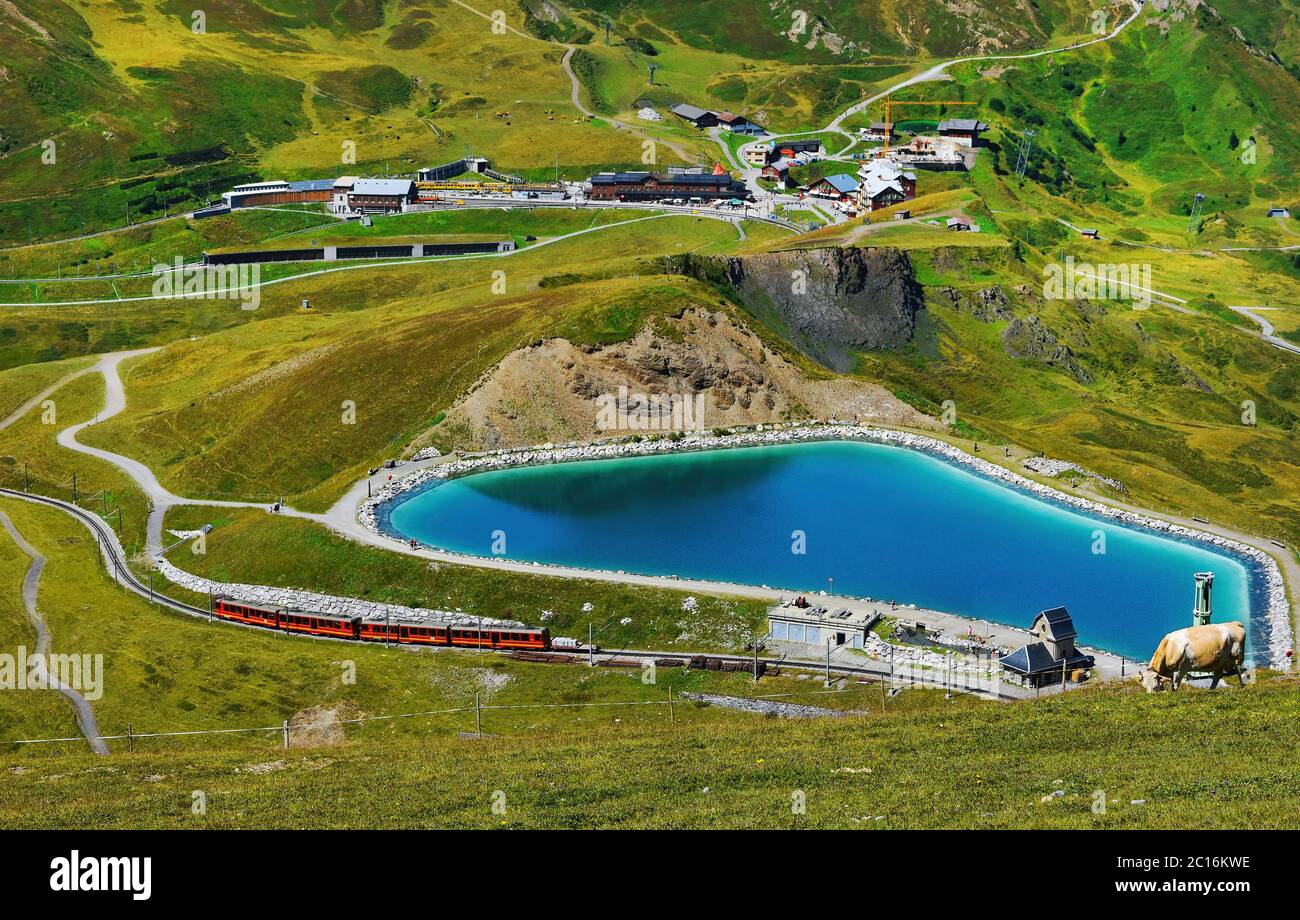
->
[717,112,765,135]
[670,104,720,128]
[938,118,990,147]
[777,139,823,156]
[998,606,1094,687]
[586,171,749,202]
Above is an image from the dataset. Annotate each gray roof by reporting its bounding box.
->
[939,118,989,132]
[671,104,713,121]
[288,179,335,192]
[351,178,414,196]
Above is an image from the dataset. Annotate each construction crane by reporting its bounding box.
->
[879,99,978,155]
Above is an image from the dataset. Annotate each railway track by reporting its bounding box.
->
[0,488,1017,700]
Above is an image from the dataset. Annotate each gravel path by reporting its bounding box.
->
[0,508,109,754]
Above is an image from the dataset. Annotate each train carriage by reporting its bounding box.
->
[211,596,549,649]
[278,609,361,640]
[213,596,280,629]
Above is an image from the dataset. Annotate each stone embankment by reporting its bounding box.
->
[153,542,521,629]
[361,423,1293,669]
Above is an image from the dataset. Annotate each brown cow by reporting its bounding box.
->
[1141,622,1247,692]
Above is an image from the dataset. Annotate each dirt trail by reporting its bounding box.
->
[0,508,109,754]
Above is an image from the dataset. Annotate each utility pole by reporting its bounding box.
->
[1015,128,1036,179]
[752,636,759,683]
[589,622,594,667]
[22,462,28,493]
[72,472,77,504]
[825,638,832,687]
[668,685,675,725]
[1187,192,1206,235]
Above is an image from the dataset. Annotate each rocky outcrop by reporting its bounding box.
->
[423,307,937,451]
[663,247,925,372]
[1002,315,1093,384]
[932,284,1014,322]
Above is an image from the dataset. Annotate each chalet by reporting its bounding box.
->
[1267,206,1291,219]
[1080,228,1101,239]
[586,171,748,202]
[861,121,895,142]
[856,160,916,211]
[670,103,720,128]
[938,118,989,147]
[717,112,764,135]
[333,178,416,214]
[945,217,972,231]
[760,158,793,186]
[998,607,1095,688]
[809,173,859,201]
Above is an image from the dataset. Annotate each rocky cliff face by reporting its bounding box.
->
[423,307,938,451]
[663,247,925,372]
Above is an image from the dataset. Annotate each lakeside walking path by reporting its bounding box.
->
[0,508,109,754]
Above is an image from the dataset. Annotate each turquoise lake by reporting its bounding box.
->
[381,440,1260,659]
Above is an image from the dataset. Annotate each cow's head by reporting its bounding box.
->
[1140,669,1166,693]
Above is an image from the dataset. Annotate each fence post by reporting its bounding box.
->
[282,720,289,750]
[668,685,674,725]
[127,723,133,753]
[475,692,482,739]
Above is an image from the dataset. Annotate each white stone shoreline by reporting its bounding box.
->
[361,423,1294,669]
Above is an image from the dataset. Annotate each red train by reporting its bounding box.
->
[212,596,550,650]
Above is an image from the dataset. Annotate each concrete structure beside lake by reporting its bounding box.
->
[768,602,880,649]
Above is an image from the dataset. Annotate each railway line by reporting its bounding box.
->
[0,487,1018,701]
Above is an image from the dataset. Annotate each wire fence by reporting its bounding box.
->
[4,681,937,754]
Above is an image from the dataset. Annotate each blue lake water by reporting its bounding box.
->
[382,440,1259,659]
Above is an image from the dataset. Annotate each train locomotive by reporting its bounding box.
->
[212,596,550,650]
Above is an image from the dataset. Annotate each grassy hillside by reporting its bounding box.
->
[64,216,769,508]
[0,495,791,752]
[3,666,1296,828]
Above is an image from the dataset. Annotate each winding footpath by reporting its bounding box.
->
[0,509,109,754]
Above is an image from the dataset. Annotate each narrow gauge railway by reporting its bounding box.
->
[212,596,550,649]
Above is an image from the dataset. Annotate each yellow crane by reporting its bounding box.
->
[879,99,978,154]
